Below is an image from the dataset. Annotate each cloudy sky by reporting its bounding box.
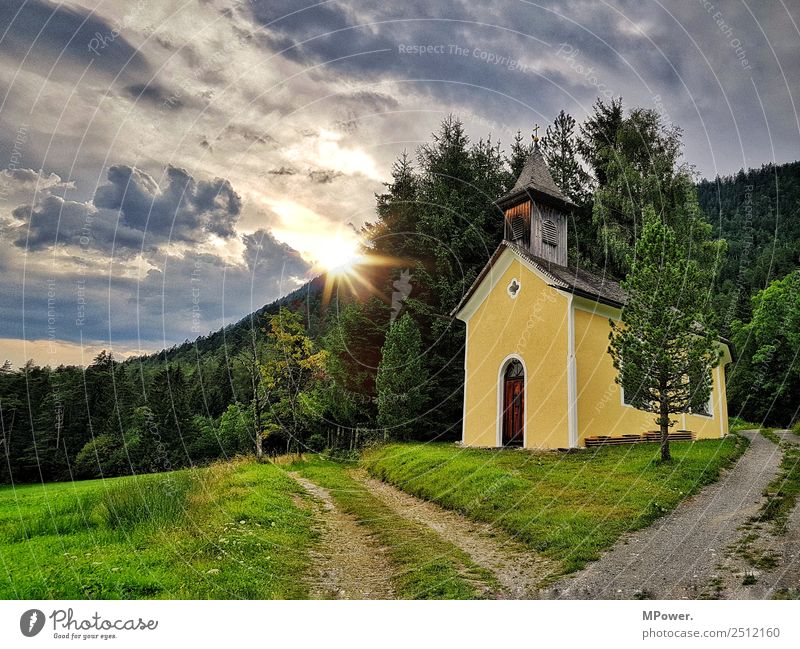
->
[1,0,798,365]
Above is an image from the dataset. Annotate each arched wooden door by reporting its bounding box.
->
[502,360,524,446]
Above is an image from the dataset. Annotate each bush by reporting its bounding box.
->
[74,435,129,479]
[218,403,254,455]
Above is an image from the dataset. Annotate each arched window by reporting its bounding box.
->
[542,219,557,246]
[505,359,524,379]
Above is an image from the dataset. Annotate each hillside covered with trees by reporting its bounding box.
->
[2,98,798,484]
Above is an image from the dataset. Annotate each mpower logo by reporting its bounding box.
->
[20,609,45,637]
[17,608,159,640]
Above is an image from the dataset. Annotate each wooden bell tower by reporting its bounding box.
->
[496,129,575,267]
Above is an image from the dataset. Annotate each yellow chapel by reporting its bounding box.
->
[453,143,732,449]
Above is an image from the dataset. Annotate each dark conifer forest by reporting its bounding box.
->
[2,100,799,484]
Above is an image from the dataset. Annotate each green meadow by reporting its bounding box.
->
[1,435,747,598]
[0,461,314,599]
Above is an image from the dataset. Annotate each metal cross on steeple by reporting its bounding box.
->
[532,124,540,143]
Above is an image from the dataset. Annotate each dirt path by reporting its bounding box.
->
[288,472,395,599]
[543,430,783,599]
[713,430,800,599]
[353,470,559,598]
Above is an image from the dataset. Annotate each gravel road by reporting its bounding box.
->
[543,430,783,599]
[714,430,800,599]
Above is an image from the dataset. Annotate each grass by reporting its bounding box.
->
[289,457,497,599]
[362,437,747,574]
[700,576,724,600]
[0,460,315,599]
[729,416,761,433]
[730,530,779,571]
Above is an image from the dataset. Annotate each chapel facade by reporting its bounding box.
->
[453,142,731,449]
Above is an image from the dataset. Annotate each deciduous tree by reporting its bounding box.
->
[260,308,328,454]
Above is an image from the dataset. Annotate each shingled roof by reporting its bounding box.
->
[496,144,576,210]
[451,240,627,318]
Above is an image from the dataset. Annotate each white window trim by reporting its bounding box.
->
[507,277,521,299]
[620,385,715,418]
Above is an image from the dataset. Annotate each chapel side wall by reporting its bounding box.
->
[463,256,570,449]
[574,307,730,444]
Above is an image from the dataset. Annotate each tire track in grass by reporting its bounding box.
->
[289,461,498,599]
[288,472,395,600]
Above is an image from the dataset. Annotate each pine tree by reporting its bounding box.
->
[578,97,624,185]
[540,110,592,205]
[321,298,389,427]
[506,130,533,182]
[409,116,507,429]
[585,101,711,278]
[376,313,428,439]
[608,207,722,461]
[370,151,420,257]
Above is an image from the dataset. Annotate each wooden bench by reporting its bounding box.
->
[642,430,694,442]
[585,431,694,447]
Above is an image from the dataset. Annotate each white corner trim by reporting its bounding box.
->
[462,323,469,444]
[496,353,527,448]
[566,294,579,448]
[716,365,724,437]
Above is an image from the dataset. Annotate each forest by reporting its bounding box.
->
[2,97,799,484]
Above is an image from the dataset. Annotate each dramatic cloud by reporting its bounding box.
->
[0,241,311,353]
[11,195,99,251]
[0,0,797,364]
[0,0,150,81]
[93,165,242,241]
[0,163,311,361]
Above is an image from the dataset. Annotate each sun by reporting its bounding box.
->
[315,236,362,275]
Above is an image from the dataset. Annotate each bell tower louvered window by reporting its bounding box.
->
[503,202,531,247]
[542,219,557,246]
[510,216,525,241]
